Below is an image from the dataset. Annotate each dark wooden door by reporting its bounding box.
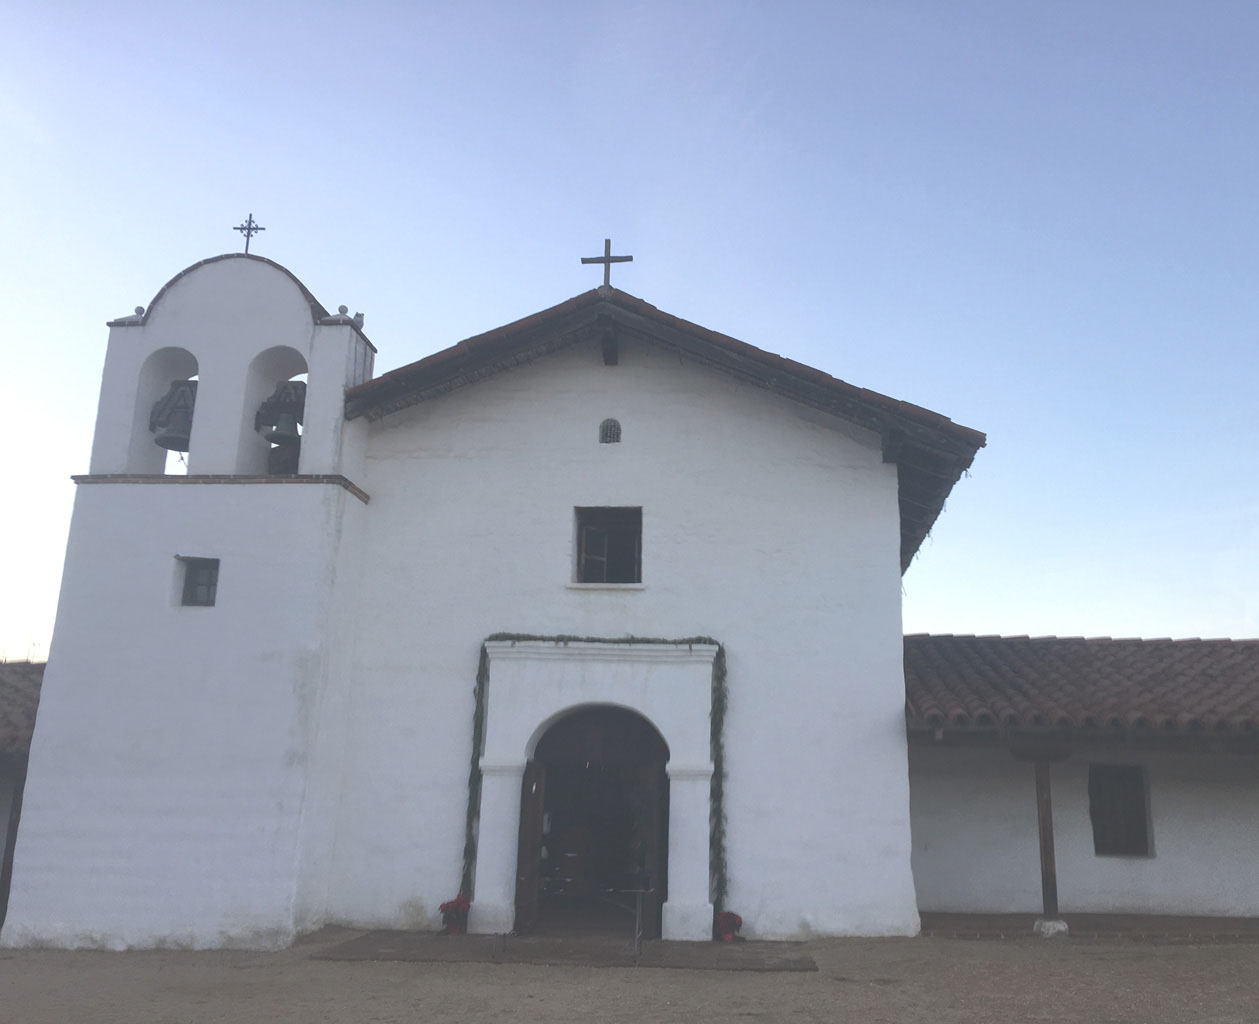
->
[513,760,547,934]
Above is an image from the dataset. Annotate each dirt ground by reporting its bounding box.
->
[1,930,1256,1024]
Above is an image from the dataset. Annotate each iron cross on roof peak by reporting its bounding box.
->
[233,213,266,254]
[581,238,632,287]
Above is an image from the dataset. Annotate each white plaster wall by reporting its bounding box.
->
[291,492,366,934]
[327,333,918,938]
[908,744,1041,912]
[910,743,1259,915]
[301,324,371,476]
[2,482,354,949]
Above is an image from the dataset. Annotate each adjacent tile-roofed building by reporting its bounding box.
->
[0,662,44,756]
[904,634,1259,736]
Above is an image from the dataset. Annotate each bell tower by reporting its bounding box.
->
[86,254,374,477]
[4,254,374,949]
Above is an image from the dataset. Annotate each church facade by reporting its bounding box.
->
[3,254,981,948]
[5,253,1255,950]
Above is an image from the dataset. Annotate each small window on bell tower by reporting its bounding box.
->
[178,556,220,607]
[599,418,621,444]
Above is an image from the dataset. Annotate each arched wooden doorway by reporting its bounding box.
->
[514,706,669,936]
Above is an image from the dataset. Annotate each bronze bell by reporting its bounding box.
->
[150,379,198,452]
[264,412,301,447]
[255,380,306,475]
[267,444,299,474]
[255,381,306,441]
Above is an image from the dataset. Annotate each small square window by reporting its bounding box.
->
[179,557,219,607]
[1088,764,1150,857]
[576,507,641,583]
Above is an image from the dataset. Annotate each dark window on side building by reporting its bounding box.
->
[1088,764,1151,857]
[576,507,641,583]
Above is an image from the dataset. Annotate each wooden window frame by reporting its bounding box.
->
[576,507,641,584]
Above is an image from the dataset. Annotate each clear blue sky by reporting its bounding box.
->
[3,1,1257,658]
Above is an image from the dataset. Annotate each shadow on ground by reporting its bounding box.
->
[313,929,818,972]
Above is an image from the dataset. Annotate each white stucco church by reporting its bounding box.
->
[4,252,1256,950]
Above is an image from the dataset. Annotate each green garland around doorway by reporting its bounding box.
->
[459,634,729,914]
[708,642,728,912]
[459,644,491,898]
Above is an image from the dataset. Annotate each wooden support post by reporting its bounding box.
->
[1034,759,1059,919]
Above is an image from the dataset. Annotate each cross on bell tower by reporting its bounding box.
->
[233,213,266,254]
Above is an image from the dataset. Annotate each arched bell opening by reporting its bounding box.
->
[236,346,308,475]
[514,705,670,938]
[130,347,199,474]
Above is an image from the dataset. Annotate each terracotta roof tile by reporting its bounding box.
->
[904,634,1259,736]
[0,661,44,755]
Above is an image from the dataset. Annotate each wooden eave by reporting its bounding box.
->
[344,288,986,571]
[906,724,1259,757]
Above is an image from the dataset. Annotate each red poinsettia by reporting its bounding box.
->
[439,893,471,917]
[715,910,743,941]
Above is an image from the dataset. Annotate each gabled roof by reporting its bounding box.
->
[904,634,1259,737]
[345,288,986,570]
[0,661,44,756]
